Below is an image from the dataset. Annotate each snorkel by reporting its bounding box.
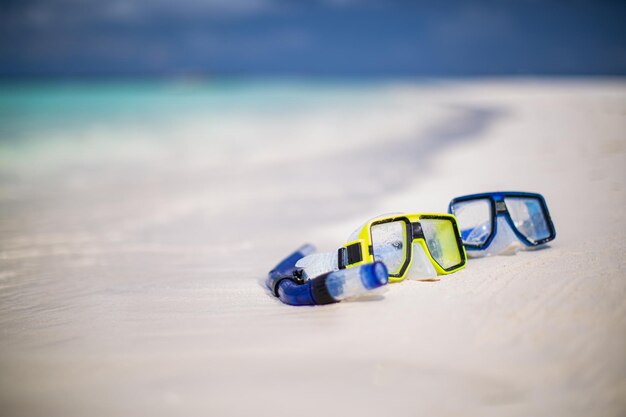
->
[267,245,389,306]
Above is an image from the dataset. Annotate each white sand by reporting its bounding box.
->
[0,79,625,416]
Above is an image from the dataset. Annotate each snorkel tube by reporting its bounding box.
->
[267,245,389,306]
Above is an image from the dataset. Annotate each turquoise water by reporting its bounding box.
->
[0,78,426,175]
[0,79,396,143]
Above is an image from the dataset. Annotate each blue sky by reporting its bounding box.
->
[1,0,625,76]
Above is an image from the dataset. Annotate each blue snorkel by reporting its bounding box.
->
[267,245,389,306]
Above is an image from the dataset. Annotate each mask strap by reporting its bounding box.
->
[298,242,440,281]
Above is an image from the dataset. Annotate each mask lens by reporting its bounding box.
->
[370,220,407,275]
[420,218,463,270]
[504,197,551,243]
[451,199,492,245]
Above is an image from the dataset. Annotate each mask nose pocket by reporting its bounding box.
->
[480,216,524,256]
[405,242,438,280]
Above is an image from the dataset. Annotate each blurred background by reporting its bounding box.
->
[1,0,626,77]
[1,0,625,77]
[1,0,624,243]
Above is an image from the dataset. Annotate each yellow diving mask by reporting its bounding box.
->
[296,213,467,282]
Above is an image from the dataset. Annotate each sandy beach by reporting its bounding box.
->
[0,79,625,416]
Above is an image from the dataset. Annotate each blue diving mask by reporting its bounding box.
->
[448,191,556,257]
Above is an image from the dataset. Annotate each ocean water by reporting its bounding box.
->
[0,79,393,142]
[0,79,418,173]
[0,79,500,250]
